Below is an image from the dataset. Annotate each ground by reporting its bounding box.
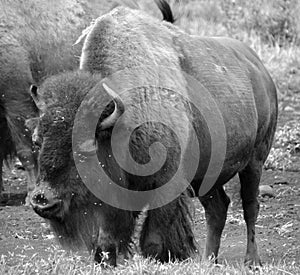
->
[0,106,299,273]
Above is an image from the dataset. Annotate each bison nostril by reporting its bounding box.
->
[33,193,49,206]
[30,191,63,219]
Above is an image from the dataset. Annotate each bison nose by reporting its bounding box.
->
[30,190,63,219]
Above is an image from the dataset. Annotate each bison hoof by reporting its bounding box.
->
[142,243,166,262]
[94,247,117,267]
[201,253,218,265]
[244,256,262,268]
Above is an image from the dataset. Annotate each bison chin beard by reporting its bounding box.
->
[48,200,135,266]
[49,203,104,252]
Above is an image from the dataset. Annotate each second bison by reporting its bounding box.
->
[0,0,112,203]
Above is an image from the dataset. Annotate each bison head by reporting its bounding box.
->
[29,71,126,221]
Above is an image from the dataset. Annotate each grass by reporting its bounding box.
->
[265,120,300,171]
[1,250,299,275]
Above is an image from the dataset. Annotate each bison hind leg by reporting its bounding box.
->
[239,159,263,267]
[140,194,197,262]
[199,186,230,263]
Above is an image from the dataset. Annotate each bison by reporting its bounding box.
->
[29,0,277,267]
[0,0,113,204]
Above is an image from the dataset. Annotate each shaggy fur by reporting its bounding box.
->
[0,35,38,198]
[31,0,277,267]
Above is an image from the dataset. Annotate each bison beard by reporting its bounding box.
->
[49,194,196,265]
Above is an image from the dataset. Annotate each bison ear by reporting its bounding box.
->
[30,84,46,113]
[100,83,125,130]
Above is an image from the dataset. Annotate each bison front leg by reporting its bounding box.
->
[94,209,137,266]
[199,186,230,263]
[140,194,196,262]
[239,159,262,266]
[94,229,117,266]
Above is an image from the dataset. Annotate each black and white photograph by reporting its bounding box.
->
[0,0,299,274]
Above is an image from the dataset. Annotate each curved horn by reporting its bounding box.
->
[100,83,125,130]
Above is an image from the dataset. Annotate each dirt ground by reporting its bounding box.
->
[0,108,299,268]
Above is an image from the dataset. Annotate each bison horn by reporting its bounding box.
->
[100,83,125,130]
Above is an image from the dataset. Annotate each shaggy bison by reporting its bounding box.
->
[0,0,112,204]
[30,0,277,267]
